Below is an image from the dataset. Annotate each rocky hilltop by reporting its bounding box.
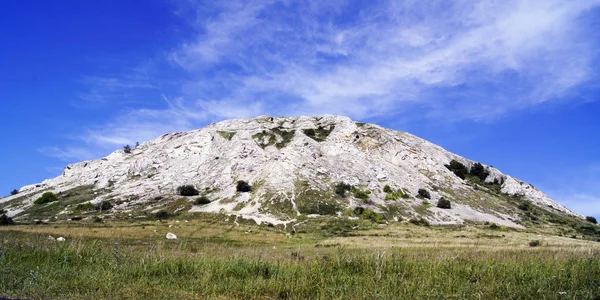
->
[0,115,581,227]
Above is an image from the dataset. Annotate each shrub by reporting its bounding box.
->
[195,196,211,205]
[334,182,352,197]
[469,162,489,181]
[177,185,199,196]
[360,209,384,223]
[529,240,541,247]
[586,216,597,224]
[409,218,430,226]
[155,210,169,219]
[0,211,14,225]
[437,198,451,209]
[488,223,500,230]
[353,207,365,216]
[353,189,370,200]
[236,180,252,193]
[34,192,59,205]
[95,201,113,211]
[383,185,392,193]
[518,201,532,211]
[10,189,19,196]
[74,202,94,211]
[445,160,468,179]
[417,188,431,199]
[123,145,132,154]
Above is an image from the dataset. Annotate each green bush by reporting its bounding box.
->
[586,216,597,224]
[236,180,252,193]
[409,218,430,226]
[361,209,384,223]
[518,201,532,211]
[383,185,392,193]
[529,240,541,247]
[195,196,211,205]
[417,188,431,199]
[155,210,169,219]
[469,163,489,181]
[34,192,59,205]
[177,185,199,196]
[123,145,132,154]
[0,209,14,225]
[445,160,468,179]
[334,182,352,197]
[95,201,113,211]
[74,202,94,211]
[436,198,451,209]
[10,189,19,196]
[353,189,370,200]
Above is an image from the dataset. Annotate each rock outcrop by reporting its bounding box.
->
[0,115,580,227]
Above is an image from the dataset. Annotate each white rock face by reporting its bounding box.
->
[0,115,580,227]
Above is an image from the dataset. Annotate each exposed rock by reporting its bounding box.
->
[0,115,581,227]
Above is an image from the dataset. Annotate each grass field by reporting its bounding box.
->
[1,214,599,299]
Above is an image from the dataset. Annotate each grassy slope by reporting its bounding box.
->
[1,214,599,299]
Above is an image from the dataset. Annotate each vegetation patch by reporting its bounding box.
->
[271,127,295,149]
[353,207,384,223]
[295,181,339,216]
[334,182,352,197]
[383,185,407,200]
[34,192,59,205]
[252,127,295,149]
[74,202,94,212]
[217,130,236,141]
[351,187,371,202]
[303,125,335,142]
[409,217,430,226]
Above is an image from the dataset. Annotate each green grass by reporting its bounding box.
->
[0,228,599,299]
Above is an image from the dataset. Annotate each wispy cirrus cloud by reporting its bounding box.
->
[47,0,600,160]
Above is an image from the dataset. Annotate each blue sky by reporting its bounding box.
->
[1,0,599,218]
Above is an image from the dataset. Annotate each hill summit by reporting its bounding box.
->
[0,115,582,228]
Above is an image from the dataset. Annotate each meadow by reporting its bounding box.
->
[0,214,599,299]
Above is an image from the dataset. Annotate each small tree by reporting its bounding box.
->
[123,145,132,154]
[177,185,199,196]
[445,160,468,179]
[437,197,452,209]
[469,162,490,181]
[236,180,252,193]
[418,188,431,199]
[585,216,597,224]
[10,189,19,196]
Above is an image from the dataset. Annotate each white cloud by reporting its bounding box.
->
[44,0,600,163]
[166,0,600,122]
[38,146,97,162]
